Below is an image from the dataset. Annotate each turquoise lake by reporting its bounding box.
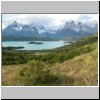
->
[2,41,69,50]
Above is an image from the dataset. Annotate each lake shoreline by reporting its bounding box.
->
[2,41,68,50]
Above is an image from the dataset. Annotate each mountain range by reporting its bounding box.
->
[2,21,98,41]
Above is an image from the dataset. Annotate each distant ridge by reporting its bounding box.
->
[2,20,98,41]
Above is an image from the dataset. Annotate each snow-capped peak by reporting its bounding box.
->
[36,26,46,34]
[38,28,46,34]
[9,21,47,34]
[11,21,23,31]
[13,21,18,25]
[62,20,98,33]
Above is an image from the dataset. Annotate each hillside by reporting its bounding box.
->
[2,33,98,86]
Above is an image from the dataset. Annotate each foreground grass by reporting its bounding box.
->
[2,48,98,86]
[2,65,23,86]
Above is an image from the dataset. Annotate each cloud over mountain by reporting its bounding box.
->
[2,14,98,30]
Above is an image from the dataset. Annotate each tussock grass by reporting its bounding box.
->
[51,49,98,86]
[2,65,21,86]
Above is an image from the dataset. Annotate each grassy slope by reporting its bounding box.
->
[2,33,98,86]
[52,48,98,86]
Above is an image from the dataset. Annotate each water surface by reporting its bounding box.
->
[2,41,69,50]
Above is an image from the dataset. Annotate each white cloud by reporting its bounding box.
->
[2,14,98,30]
[77,14,98,23]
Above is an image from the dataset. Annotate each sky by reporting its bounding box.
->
[2,14,98,30]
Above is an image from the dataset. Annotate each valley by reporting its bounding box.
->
[2,14,98,86]
[2,33,98,86]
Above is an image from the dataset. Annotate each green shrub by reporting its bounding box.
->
[19,60,60,86]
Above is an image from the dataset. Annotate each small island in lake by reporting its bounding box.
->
[2,46,24,50]
[28,41,43,44]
